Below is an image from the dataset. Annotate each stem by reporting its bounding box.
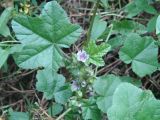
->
[85,0,100,45]
[0,41,20,44]
[105,24,113,42]
[10,35,17,41]
[56,108,71,120]
[118,0,122,9]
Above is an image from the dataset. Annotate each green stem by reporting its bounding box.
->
[118,0,122,9]
[105,24,113,42]
[56,108,71,120]
[0,41,20,44]
[85,0,101,46]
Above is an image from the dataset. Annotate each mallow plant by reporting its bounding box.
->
[0,0,160,120]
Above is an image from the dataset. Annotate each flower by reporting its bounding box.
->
[71,80,80,91]
[76,50,89,62]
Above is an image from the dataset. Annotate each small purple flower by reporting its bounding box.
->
[71,80,80,91]
[76,50,89,62]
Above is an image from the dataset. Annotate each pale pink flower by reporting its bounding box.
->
[76,50,89,62]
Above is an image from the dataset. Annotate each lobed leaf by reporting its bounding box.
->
[108,83,160,120]
[93,74,141,113]
[119,33,159,77]
[85,41,111,66]
[12,1,82,71]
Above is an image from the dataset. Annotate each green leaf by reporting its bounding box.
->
[82,98,102,120]
[147,15,158,32]
[113,20,146,34]
[156,15,160,34]
[119,33,159,77]
[108,35,126,50]
[0,7,13,37]
[93,74,141,113]
[85,41,111,66]
[54,85,72,104]
[0,48,10,68]
[100,0,108,8]
[36,69,65,100]
[48,103,63,116]
[8,111,29,120]
[124,0,157,18]
[0,45,22,68]
[12,1,82,71]
[91,15,107,40]
[108,83,160,120]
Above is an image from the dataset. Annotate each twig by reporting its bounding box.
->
[97,59,121,75]
[39,107,54,120]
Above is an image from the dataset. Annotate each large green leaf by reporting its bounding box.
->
[0,7,13,37]
[107,83,160,120]
[12,1,82,71]
[36,69,69,101]
[119,33,159,77]
[85,41,111,66]
[93,74,141,113]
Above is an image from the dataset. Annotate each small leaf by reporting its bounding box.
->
[48,103,63,116]
[0,7,13,37]
[113,20,146,34]
[0,45,22,68]
[119,33,159,77]
[156,15,160,34]
[108,35,126,49]
[0,48,10,68]
[36,69,65,100]
[82,98,102,120]
[91,15,107,40]
[124,0,157,18]
[100,0,108,8]
[147,15,158,32]
[85,41,111,66]
[54,85,72,104]
[124,2,142,18]
[108,83,160,120]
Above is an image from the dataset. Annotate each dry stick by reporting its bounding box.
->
[39,107,54,120]
[0,99,23,110]
[97,59,121,75]
[0,68,38,81]
[56,108,72,120]
[7,84,35,93]
[148,78,160,91]
[105,61,122,74]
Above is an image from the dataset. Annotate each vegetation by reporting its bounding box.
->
[0,0,160,120]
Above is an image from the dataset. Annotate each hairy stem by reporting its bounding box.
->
[85,0,101,46]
